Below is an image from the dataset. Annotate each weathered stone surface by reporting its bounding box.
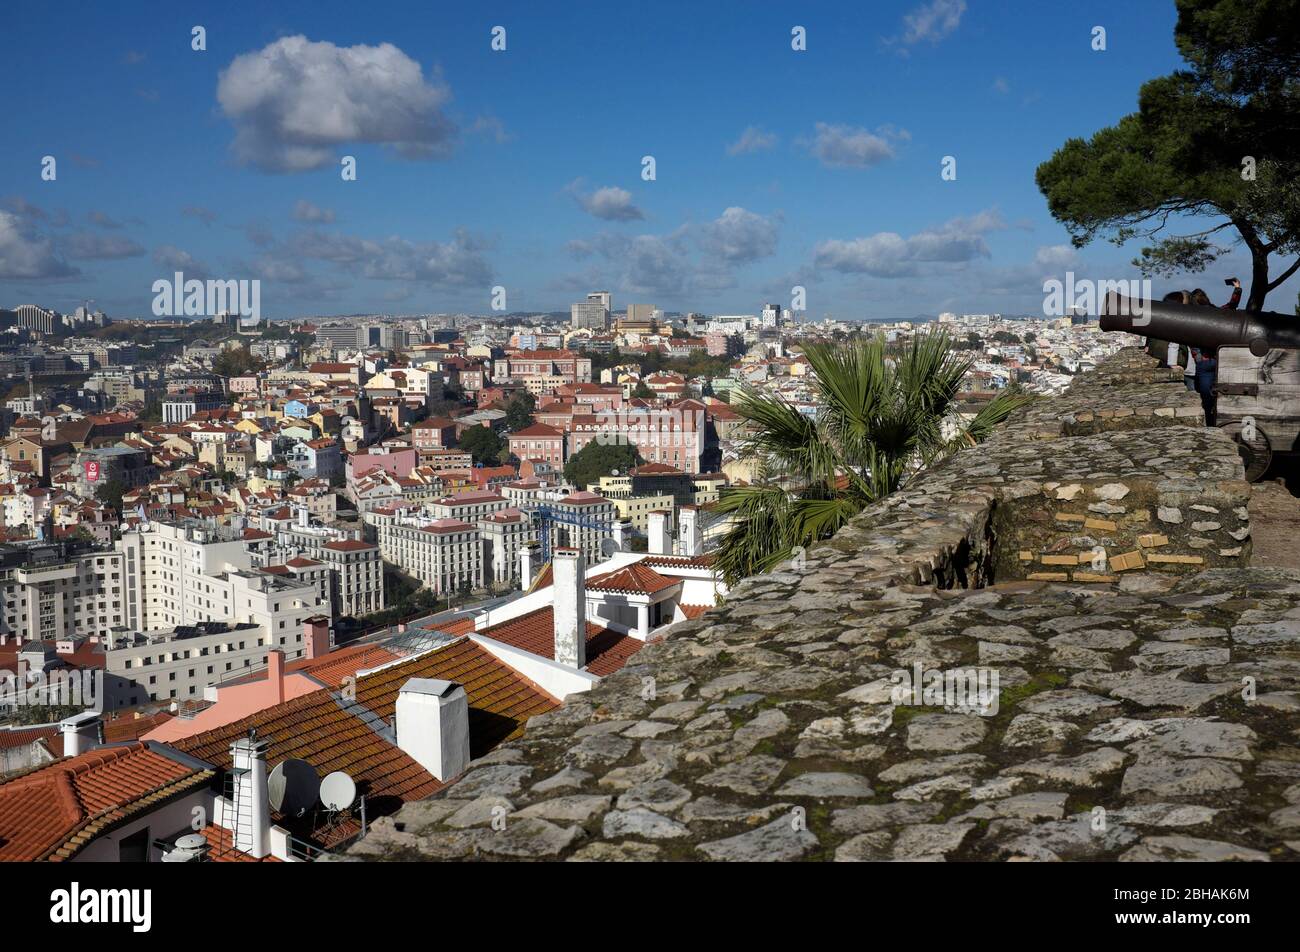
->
[348,350,1298,864]
[697,817,818,862]
[775,772,875,799]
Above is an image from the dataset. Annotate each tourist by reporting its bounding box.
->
[1186,279,1242,425]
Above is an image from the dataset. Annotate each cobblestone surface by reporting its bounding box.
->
[346,350,1299,862]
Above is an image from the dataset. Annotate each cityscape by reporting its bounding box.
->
[1,0,1297,922]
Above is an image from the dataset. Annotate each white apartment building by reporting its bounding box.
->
[378,519,482,595]
[103,620,284,703]
[320,539,384,617]
[0,544,129,645]
[116,522,328,642]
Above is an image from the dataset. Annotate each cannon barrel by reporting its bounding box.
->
[1100,293,1300,357]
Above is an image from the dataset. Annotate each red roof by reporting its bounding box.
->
[587,562,679,596]
[480,607,645,677]
[322,539,375,552]
[509,423,563,438]
[0,743,211,861]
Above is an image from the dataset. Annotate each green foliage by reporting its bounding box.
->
[457,425,506,465]
[505,391,536,431]
[563,440,641,490]
[712,332,1034,586]
[632,380,654,399]
[212,344,265,378]
[1036,0,1300,310]
[95,479,127,512]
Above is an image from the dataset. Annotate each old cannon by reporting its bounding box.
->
[1101,292,1300,481]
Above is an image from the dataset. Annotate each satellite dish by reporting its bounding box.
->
[174,833,208,851]
[599,537,620,558]
[268,759,320,817]
[320,771,357,811]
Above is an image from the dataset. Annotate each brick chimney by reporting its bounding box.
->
[303,615,331,659]
[267,650,285,705]
[552,547,586,668]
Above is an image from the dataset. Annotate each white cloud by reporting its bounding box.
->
[153,245,210,279]
[807,123,908,169]
[564,206,780,299]
[696,207,781,263]
[291,199,336,223]
[568,182,644,222]
[287,227,492,288]
[726,126,778,156]
[1034,244,1079,269]
[64,232,145,260]
[900,0,967,45]
[814,210,1004,277]
[216,35,457,172]
[0,211,77,279]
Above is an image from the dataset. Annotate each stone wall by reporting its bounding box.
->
[345,348,1300,863]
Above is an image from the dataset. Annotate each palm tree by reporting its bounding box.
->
[712,330,1034,585]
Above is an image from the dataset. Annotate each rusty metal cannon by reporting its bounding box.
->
[1101,292,1300,481]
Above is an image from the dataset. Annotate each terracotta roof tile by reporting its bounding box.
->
[0,743,208,862]
[480,607,644,677]
[587,562,679,596]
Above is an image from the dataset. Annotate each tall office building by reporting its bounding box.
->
[587,291,612,311]
[571,301,608,331]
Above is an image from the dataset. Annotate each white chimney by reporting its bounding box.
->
[297,506,310,528]
[611,519,631,554]
[552,548,586,668]
[679,506,701,557]
[59,711,102,757]
[647,511,672,556]
[519,542,538,591]
[396,678,471,782]
[230,736,271,859]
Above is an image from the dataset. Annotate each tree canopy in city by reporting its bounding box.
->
[563,440,641,491]
[457,425,507,465]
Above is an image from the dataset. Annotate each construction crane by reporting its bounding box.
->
[530,503,614,562]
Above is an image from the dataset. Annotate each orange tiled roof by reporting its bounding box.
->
[0,743,212,862]
[480,607,644,677]
[587,562,679,596]
[171,639,556,848]
[284,643,399,688]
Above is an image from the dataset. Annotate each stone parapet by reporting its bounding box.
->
[346,348,1299,863]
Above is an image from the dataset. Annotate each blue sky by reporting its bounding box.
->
[2,0,1293,321]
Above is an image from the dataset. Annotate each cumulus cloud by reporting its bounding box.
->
[564,206,780,298]
[153,244,210,279]
[726,126,778,156]
[807,123,908,169]
[0,211,78,279]
[216,35,457,172]
[64,231,145,260]
[287,227,492,288]
[1034,244,1079,270]
[568,182,644,222]
[814,210,1004,278]
[696,207,781,263]
[899,0,967,45]
[291,199,336,223]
